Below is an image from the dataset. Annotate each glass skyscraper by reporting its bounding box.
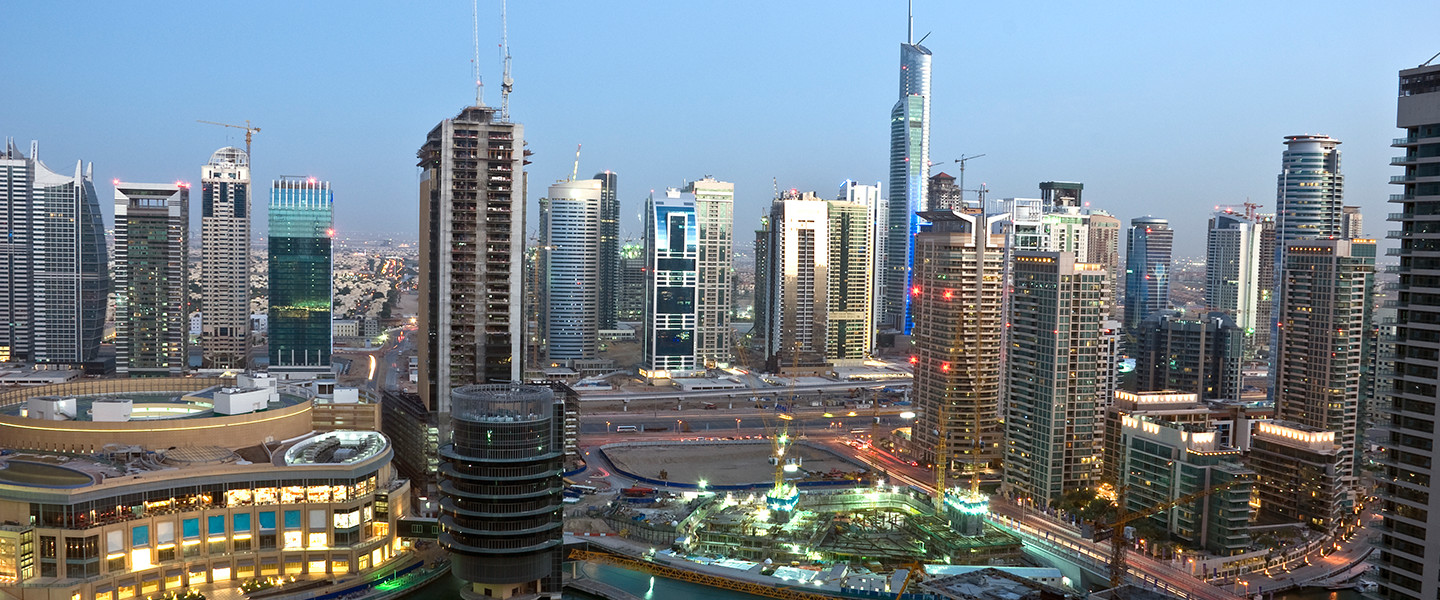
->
[641,190,699,380]
[268,177,333,371]
[115,182,189,377]
[884,33,932,333]
[1123,216,1173,336]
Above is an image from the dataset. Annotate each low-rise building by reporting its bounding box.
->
[1248,421,1349,534]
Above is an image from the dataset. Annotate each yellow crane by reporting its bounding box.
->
[197,119,261,159]
[1094,480,1240,588]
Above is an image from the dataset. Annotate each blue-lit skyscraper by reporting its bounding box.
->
[883,14,932,333]
[640,190,700,381]
[1123,216,1173,336]
[268,177,333,373]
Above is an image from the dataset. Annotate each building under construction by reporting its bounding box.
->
[673,486,1021,567]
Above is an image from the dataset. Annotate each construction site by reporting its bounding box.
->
[591,433,1026,573]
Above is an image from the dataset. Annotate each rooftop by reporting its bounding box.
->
[0,386,307,422]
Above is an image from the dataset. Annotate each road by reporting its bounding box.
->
[988,500,1243,600]
[576,379,910,403]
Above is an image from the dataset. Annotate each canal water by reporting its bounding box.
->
[404,561,773,599]
[403,561,1363,599]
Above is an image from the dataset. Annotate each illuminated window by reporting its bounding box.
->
[307,533,328,549]
[211,566,231,581]
[331,559,348,575]
[130,548,153,570]
[307,560,326,574]
[283,532,303,550]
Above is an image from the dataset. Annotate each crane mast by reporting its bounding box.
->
[196,120,260,159]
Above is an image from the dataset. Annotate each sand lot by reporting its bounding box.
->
[603,441,867,486]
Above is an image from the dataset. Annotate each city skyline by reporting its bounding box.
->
[5,2,1437,255]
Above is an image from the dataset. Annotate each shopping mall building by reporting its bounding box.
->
[0,376,411,600]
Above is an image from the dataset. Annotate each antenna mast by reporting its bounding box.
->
[907,0,914,44]
[500,0,514,120]
[472,0,483,106]
[571,144,582,181]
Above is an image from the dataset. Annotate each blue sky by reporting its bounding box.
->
[4,1,1437,255]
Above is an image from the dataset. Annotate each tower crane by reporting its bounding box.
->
[196,120,260,159]
[1093,480,1240,588]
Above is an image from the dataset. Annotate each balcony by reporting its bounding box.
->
[1388,230,1410,239]
[1393,156,1419,165]
[1394,137,1415,146]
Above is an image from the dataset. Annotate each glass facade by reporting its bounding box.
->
[884,42,932,333]
[268,178,333,368]
[642,194,700,377]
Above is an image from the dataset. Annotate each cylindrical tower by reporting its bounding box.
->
[440,384,563,599]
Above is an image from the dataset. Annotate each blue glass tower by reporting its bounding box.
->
[640,190,700,380]
[268,177,333,371]
[884,20,932,333]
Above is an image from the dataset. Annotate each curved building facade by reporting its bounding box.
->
[539,180,602,361]
[0,430,410,600]
[440,384,562,600]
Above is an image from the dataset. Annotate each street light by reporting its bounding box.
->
[605,421,611,433]
[735,418,741,434]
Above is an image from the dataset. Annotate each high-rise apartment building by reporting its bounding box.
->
[1123,216,1173,335]
[115,182,189,377]
[884,29,932,333]
[685,177,734,368]
[1275,135,1344,252]
[1275,238,1373,502]
[1003,251,1109,502]
[200,147,251,369]
[757,191,874,370]
[1341,205,1362,238]
[617,241,646,321]
[1205,210,1262,336]
[268,177,334,374]
[417,105,525,412]
[911,210,1006,478]
[1133,311,1245,400]
[839,181,886,343]
[1039,181,1083,208]
[928,172,962,210]
[641,190,700,380]
[539,179,603,361]
[1254,214,1277,353]
[0,141,109,366]
[1377,62,1440,600]
[595,171,620,330]
[1087,212,1122,320]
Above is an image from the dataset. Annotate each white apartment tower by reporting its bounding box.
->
[1205,210,1263,336]
[200,147,251,369]
[684,177,734,368]
[539,179,603,361]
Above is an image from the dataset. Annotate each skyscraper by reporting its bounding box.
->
[1275,238,1373,505]
[1205,210,1262,336]
[884,18,932,333]
[1123,216,1173,335]
[268,177,334,374]
[927,172,961,210]
[1003,251,1110,502]
[757,191,875,370]
[0,140,109,366]
[1341,205,1362,239]
[911,210,1006,479]
[616,241,646,321]
[839,180,886,348]
[1133,311,1245,400]
[1254,213,1277,353]
[641,190,699,380]
[1275,135,1344,251]
[1038,181,1083,208]
[201,147,252,369]
[418,104,525,412]
[1087,211,1122,319]
[539,178,603,361]
[685,177,734,368]
[595,171,620,330]
[115,182,189,377]
[1378,62,1440,600]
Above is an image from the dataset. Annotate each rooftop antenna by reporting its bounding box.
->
[907,0,913,44]
[1423,50,1440,68]
[472,0,484,106]
[500,0,514,120]
[571,143,582,181]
